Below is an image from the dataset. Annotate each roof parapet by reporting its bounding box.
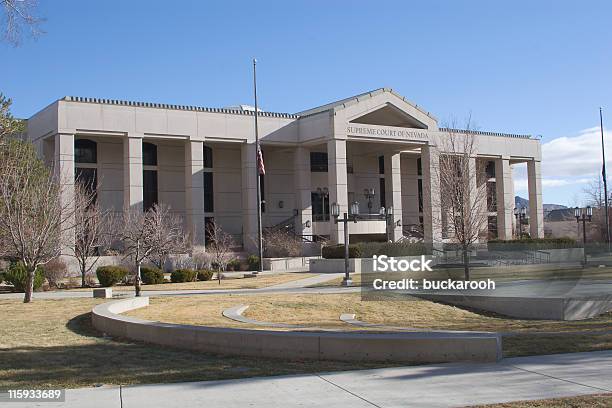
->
[62,96,298,119]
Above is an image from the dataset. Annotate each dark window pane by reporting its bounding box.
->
[204,172,214,212]
[75,167,97,202]
[311,191,329,221]
[418,179,423,212]
[143,142,157,166]
[74,139,97,164]
[378,156,385,174]
[310,152,328,172]
[143,170,158,211]
[203,145,213,168]
[379,178,386,209]
[417,158,422,176]
[205,217,215,246]
[486,161,496,178]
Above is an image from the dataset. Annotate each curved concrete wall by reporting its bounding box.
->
[92,297,502,363]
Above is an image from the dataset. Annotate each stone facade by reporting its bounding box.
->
[26,88,543,252]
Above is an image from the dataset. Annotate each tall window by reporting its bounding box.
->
[378,156,385,174]
[142,142,158,211]
[417,179,423,212]
[203,145,213,168]
[379,178,386,209]
[417,158,422,176]
[74,139,98,201]
[311,192,330,221]
[310,152,328,172]
[143,170,158,211]
[143,142,158,166]
[75,139,97,164]
[204,172,214,212]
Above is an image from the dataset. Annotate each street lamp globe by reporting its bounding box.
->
[388,206,393,216]
[379,207,386,216]
[520,207,527,216]
[331,202,340,218]
[586,206,593,217]
[350,201,360,216]
[574,206,581,219]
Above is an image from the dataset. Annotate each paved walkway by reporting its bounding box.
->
[8,351,612,408]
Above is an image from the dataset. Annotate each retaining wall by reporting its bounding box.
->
[92,297,502,363]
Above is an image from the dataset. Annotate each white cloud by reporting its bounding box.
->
[513,127,610,200]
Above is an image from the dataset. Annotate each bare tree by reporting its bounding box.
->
[432,123,489,280]
[148,204,187,270]
[115,204,186,295]
[583,175,611,241]
[0,139,76,302]
[1,0,44,46]
[71,181,112,287]
[205,221,234,284]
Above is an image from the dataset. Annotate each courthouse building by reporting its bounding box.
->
[25,88,543,251]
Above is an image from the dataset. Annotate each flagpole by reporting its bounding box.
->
[253,58,264,274]
[600,107,610,253]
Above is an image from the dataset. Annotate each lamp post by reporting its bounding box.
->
[332,201,360,286]
[514,206,527,239]
[364,188,375,213]
[575,206,593,265]
[380,206,394,242]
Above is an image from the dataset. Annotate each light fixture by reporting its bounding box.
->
[331,202,340,218]
[520,207,527,216]
[388,206,394,216]
[278,200,284,208]
[586,206,593,217]
[514,207,519,216]
[379,207,386,216]
[350,201,360,216]
[574,206,581,219]
[305,220,311,228]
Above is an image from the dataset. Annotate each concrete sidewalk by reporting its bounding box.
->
[8,351,611,408]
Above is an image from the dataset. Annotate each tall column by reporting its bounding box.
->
[328,139,348,244]
[123,135,143,212]
[384,152,403,241]
[185,140,206,247]
[495,157,514,240]
[421,145,442,244]
[294,146,312,237]
[469,157,487,240]
[527,160,544,238]
[241,143,259,252]
[55,133,75,253]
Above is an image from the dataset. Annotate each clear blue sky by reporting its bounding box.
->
[2,0,612,206]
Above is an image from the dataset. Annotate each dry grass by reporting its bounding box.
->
[0,297,385,389]
[471,393,612,407]
[127,293,612,358]
[127,292,612,333]
[68,272,315,292]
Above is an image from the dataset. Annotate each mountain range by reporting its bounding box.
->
[515,196,567,213]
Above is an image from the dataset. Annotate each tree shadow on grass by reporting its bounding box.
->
[0,312,389,390]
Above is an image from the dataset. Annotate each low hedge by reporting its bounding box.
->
[488,237,578,251]
[140,266,165,285]
[247,255,260,271]
[196,269,214,281]
[322,242,429,259]
[170,269,197,283]
[4,262,45,292]
[96,266,128,287]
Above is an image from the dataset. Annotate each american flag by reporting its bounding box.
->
[257,144,265,175]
